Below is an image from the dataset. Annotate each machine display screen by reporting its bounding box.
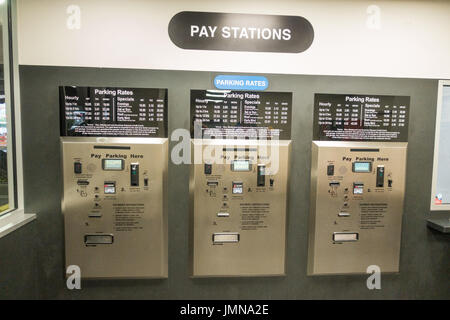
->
[102,159,124,171]
[353,162,372,173]
[231,160,251,172]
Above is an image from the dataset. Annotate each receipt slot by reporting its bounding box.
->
[60,86,168,279]
[189,89,293,277]
[307,93,410,275]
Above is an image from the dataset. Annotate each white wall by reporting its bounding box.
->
[16,0,450,79]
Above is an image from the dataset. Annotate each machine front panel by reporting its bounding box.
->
[61,138,168,279]
[308,141,407,275]
[191,140,290,277]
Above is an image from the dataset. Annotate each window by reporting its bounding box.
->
[431,80,450,210]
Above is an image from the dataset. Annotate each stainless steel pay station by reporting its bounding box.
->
[189,90,292,277]
[60,87,168,279]
[308,94,410,275]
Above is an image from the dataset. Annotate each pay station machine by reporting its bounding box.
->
[190,90,292,277]
[308,93,410,275]
[60,86,168,279]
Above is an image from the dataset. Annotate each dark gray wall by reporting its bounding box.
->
[0,66,448,299]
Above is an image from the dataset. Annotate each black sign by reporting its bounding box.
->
[169,11,314,53]
[191,90,292,140]
[60,86,168,138]
[313,94,410,142]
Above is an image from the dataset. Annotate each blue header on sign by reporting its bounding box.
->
[214,75,269,91]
